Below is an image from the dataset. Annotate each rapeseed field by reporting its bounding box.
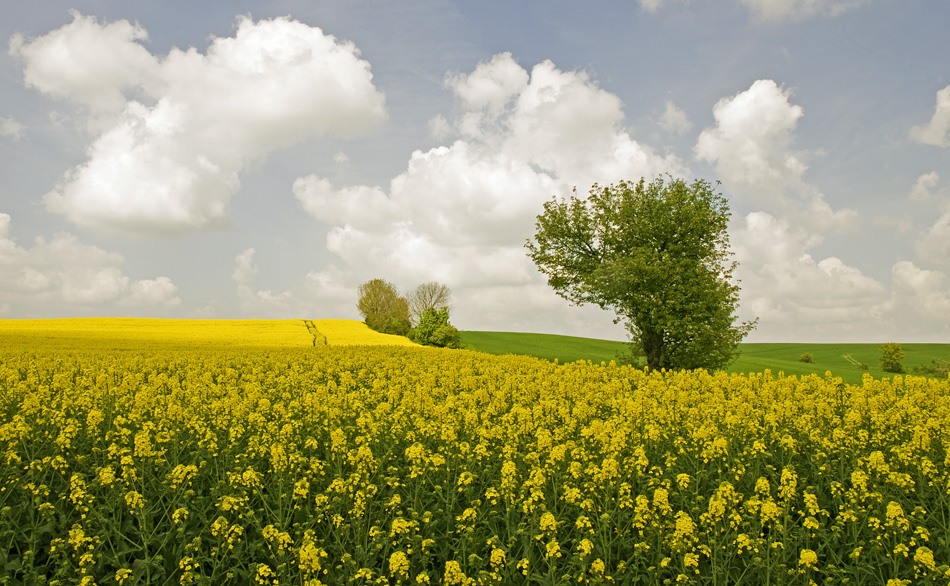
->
[0,319,948,585]
[310,320,417,347]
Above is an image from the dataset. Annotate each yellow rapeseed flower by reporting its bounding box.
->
[389,551,410,579]
[798,549,818,569]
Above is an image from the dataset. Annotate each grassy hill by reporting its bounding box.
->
[460,331,949,385]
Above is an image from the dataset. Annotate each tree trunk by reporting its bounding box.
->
[642,330,664,370]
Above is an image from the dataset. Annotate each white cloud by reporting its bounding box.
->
[908,173,950,268]
[291,54,678,338]
[8,10,159,114]
[731,212,889,340]
[637,0,670,12]
[739,0,870,22]
[333,151,350,164]
[910,171,940,202]
[445,52,528,111]
[228,248,355,319]
[0,117,26,140]
[886,262,950,336]
[696,79,856,231]
[428,115,451,140]
[13,13,386,233]
[910,86,950,148]
[659,100,691,135]
[125,277,181,306]
[696,79,806,192]
[731,211,950,341]
[232,248,258,287]
[232,248,290,311]
[915,210,950,268]
[637,0,868,21]
[0,212,180,312]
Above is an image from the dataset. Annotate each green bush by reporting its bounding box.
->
[408,307,460,348]
[430,324,461,349]
[798,352,814,363]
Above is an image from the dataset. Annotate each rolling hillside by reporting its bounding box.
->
[461,331,949,384]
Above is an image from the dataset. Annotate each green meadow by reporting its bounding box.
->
[460,331,950,385]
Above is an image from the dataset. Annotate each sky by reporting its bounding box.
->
[1,0,948,343]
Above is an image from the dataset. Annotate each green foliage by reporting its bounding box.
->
[799,352,814,363]
[357,278,411,335]
[408,307,460,348]
[526,175,756,370]
[879,342,905,373]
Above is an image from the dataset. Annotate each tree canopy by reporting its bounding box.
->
[526,176,755,370]
[356,278,411,335]
[408,282,451,325]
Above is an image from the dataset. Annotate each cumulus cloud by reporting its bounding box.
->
[731,211,950,341]
[231,248,258,287]
[637,0,671,12]
[637,0,868,21]
[0,212,181,313]
[910,171,940,202]
[427,115,451,140]
[125,277,181,306]
[8,11,159,115]
[696,79,806,192]
[232,248,293,310]
[11,12,386,233]
[887,262,950,331]
[739,0,870,21]
[0,117,26,140]
[658,100,691,135]
[910,86,950,148]
[696,79,855,231]
[732,212,886,330]
[228,248,354,319]
[291,53,677,337]
[445,52,528,112]
[915,210,950,268]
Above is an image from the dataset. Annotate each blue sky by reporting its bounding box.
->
[1,0,948,342]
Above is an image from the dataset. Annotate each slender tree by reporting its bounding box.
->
[408,282,452,325]
[526,176,756,370]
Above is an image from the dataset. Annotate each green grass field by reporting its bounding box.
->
[460,331,950,384]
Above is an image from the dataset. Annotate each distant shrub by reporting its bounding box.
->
[910,359,949,378]
[799,353,814,364]
[408,307,460,349]
[880,343,905,374]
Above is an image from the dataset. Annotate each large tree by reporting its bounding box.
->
[526,176,756,370]
[356,278,411,335]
